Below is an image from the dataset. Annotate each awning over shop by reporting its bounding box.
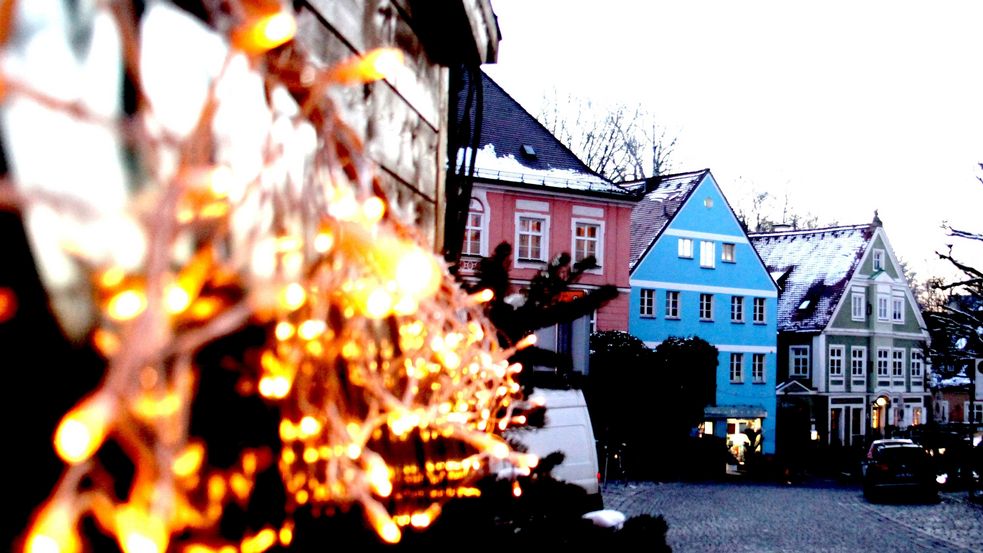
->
[704,404,767,419]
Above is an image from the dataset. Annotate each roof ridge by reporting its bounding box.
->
[653,168,711,181]
[748,222,871,238]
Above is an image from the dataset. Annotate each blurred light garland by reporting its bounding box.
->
[7,1,537,550]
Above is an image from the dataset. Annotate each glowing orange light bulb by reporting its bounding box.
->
[233,11,297,54]
[25,502,80,553]
[362,196,386,223]
[364,287,393,319]
[107,289,147,321]
[330,48,405,84]
[54,394,114,464]
[278,283,306,311]
[471,288,494,303]
[395,248,440,299]
[172,442,205,478]
[115,505,168,553]
[0,286,17,323]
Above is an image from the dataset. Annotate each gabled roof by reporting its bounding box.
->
[628,169,708,269]
[776,380,815,395]
[749,224,876,332]
[452,69,636,199]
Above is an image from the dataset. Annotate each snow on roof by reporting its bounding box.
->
[749,224,875,332]
[456,144,623,193]
[451,69,632,198]
[629,169,708,269]
[940,375,971,388]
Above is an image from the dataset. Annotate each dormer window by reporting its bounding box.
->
[520,144,537,159]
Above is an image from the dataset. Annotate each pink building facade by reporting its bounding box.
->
[457,184,636,332]
[446,68,641,373]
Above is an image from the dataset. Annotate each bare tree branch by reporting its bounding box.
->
[537,92,676,182]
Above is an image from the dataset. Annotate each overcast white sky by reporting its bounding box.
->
[484,0,983,283]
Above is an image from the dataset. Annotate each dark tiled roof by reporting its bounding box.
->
[628,169,708,269]
[451,69,633,197]
[749,224,876,332]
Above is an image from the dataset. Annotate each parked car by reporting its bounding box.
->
[861,439,938,502]
[507,388,602,509]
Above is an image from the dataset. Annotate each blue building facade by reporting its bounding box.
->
[628,169,778,457]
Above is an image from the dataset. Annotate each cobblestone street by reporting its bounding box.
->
[602,479,983,552]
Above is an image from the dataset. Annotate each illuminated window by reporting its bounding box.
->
[462,198,485,256]
[640,288,656,318]
[665,291,680,318]
[829,346,844,377]
[700,293,714,321]
[731,296,744,322]
[516,215,547,262]
[572,219,602,267]
[678,238,693,258]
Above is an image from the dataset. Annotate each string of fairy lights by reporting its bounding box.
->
[10,1,538,551]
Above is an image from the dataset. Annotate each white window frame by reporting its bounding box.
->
[753,297,766,324]
[700,240,715,268]
[877,294,890,321]
[731,296,745,323]
[829,345,844,377]
[939,400,949,422]
[851,346,866,378]
[665,291,680,319]
[851,291,866,321]
[699,293,714,321]
[891,295,905,324]
[678,238,694,259]
[790,345,810,378]
[876,348,890,377]
[462,198,487,257]
[514,212,550,266]
[752,353,766,384]
[873,249,885,271]
[639,288,656,318]
[891,348,905,378]
[730,353,744,383]
[911,349,923,380]
[571,217,604,273]
[722,243,736,263]
[969,403,983,424]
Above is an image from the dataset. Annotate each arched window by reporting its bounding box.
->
[462,198,484,256]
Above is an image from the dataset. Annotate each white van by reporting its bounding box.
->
[507,387,601,499]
